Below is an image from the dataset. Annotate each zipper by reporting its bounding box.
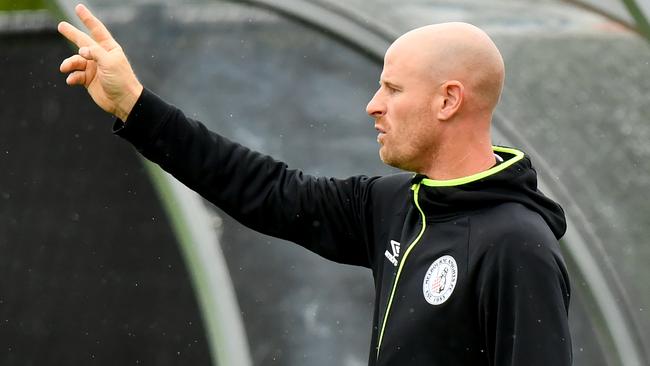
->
[376,182,428,359]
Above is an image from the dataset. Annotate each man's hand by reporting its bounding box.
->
[58,4,143,122]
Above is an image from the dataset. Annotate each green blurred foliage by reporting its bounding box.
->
[622,0,650,41]
[0,0,48,11]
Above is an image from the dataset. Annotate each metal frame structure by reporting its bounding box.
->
[233,2,650,363]
[566,0,650,40]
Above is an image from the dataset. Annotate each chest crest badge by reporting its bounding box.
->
[422,255,458,305]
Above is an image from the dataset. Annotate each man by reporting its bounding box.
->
[58,4,572,365]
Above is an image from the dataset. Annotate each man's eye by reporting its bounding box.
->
[379,82,399,93]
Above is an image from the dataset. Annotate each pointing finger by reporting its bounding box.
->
[75,4,118,50]
[57,21,95,48]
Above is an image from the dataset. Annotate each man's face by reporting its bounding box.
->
[366,46,439,173]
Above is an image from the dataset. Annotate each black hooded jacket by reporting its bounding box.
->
[114,89,572,366]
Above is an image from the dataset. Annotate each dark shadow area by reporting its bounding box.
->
[0,31,212,365]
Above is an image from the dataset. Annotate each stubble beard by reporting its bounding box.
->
[378,128,437,175]
[377,107,436,174]
[379,144,419,173]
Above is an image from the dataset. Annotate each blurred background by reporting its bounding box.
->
[1,0,649,365]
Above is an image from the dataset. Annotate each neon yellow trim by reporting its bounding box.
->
[376,183,428,359]
[376,146,523,358]
[420,146,525,187]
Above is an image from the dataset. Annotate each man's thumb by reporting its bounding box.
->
[78,45,107,62]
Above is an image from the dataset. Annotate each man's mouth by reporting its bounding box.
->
[375,126,386,143]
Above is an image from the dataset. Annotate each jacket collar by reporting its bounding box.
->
[410,146,525,187]
[409,146,566,239]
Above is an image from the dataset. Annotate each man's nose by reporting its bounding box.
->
[366,91,386,118]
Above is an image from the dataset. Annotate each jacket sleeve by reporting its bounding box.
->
[113,88,376,267]
[475,224,572,365]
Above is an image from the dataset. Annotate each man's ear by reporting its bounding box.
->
[436,80,464,121]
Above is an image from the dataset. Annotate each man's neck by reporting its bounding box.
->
[420,142,496,181]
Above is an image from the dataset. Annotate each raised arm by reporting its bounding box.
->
[58,4,142,121]
[57,4,377,267]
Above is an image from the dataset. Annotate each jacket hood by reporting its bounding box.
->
[411,146,567,239]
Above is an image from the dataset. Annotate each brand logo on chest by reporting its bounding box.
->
[422,255,458,305]
[384,240,401,267]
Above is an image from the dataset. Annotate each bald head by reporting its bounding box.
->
[387,22,505,113]
[367,22,505,177]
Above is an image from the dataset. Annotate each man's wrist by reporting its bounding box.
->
[115,83,144,122]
